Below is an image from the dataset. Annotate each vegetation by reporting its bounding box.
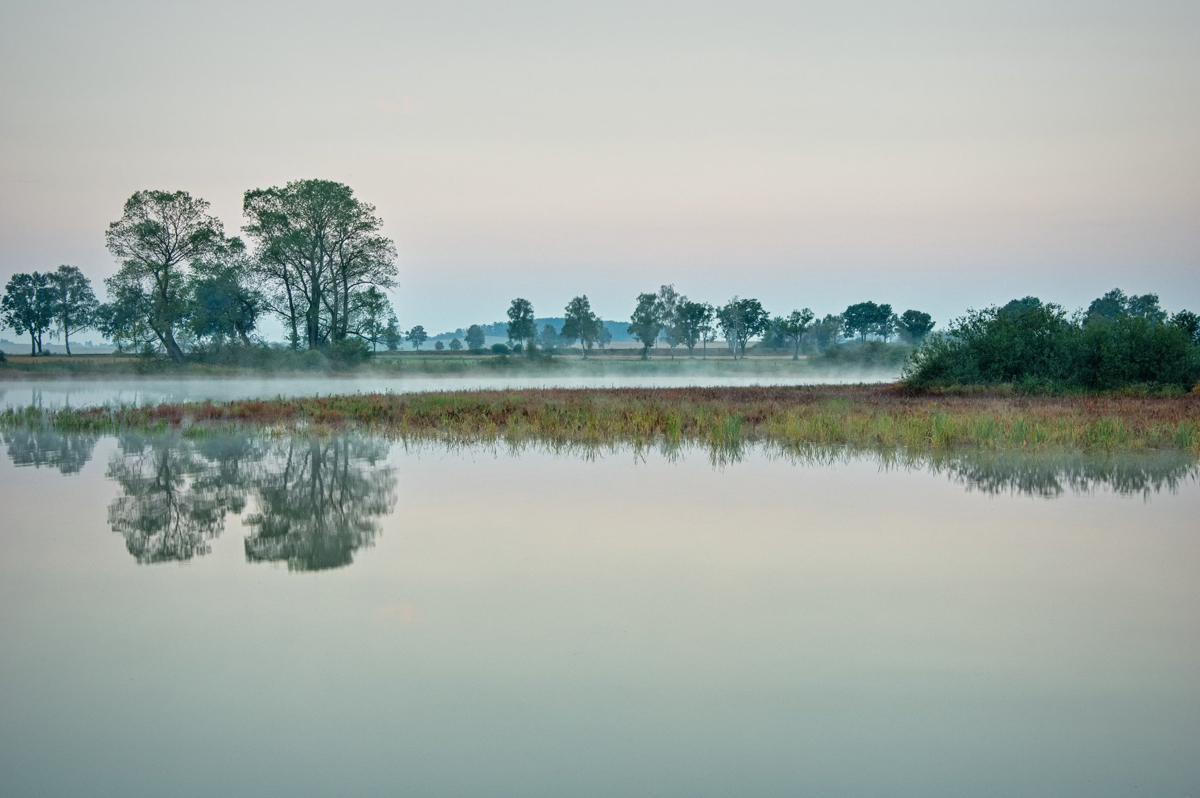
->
[7,386,1196,456]
[906,291,1200,392]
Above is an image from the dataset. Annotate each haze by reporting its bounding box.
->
[2,0,1198,334]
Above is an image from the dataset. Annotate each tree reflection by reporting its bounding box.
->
[105,434,248,563]
[243,437,396,571]
[2,428,97,474]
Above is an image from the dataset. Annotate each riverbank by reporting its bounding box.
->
[5,385,1198,454]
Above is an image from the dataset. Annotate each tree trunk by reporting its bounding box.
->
[29,331,36,356]
[161,329,186,363]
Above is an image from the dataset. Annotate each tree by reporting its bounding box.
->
[843,301,887,342]
[538,324,559,352]
[406,325,428,349]
[383,315,402,351]
[628,292,662,359]
[506,298,536,353]
[595,322,612,349]
[810,314,843,352]
[46,266,99,356]
[434,340,445,351]
[349,286,391,351]
[897,309,935,344]
[716,297,770,358]
[1170,310,1200,346]
[656,284,682,357]
[465,324,486,352]
[1,271,55,355]
[675,301,714,356]
[106,190,225,362]
[562,295,600,358]
[874,306,896,342]
[187,239,263,349]
[96,277,158,353]
[448,337,463,351]
[779,308,815,360]
[1087,289,1166,324]
[243,179,397,350]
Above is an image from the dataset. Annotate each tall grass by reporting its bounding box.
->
[4,385,1198,456]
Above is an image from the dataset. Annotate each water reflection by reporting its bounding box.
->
[243,438,395,571]
[2,430,1196,570]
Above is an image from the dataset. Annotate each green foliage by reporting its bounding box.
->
[1,271,56,355]
[46,265,99,355]
[465,324,486,351]
[491,343,511,355]
[897,309,934,344]
[562,295,599,356]
[906,291,1200,391]
[843,301,894,342]
[1171,310,1200,346]
[434,340,445,351]
[406,325,428,349]
[674,301,715,355]
[326,337,371,365]
[779,308,815,359]
[506,298,536,349]
[448,337,463,351]
[628,292,662,358]
[716,297,769,358]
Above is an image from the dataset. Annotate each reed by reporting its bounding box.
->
[4,385,1198,455]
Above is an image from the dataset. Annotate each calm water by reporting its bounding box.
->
[0,370,895,410]
[1,430,1198,797]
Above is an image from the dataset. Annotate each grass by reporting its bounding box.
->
[5,385,1199,456]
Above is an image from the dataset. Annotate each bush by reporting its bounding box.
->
[905,301,1200,391]
[818,341,912,368]
[326,337,371,365]
[491,343,511,355]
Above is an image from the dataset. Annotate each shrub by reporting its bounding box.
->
[326,338,371,365]
[491,343,511,355]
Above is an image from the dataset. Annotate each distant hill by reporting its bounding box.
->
[432,318,632,342]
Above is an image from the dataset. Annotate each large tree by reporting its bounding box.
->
[628,292,662,359]
[562,295,599,357]
[843,301,884,342]
[506,298,536,352]
[716,297,769,358]
[46,266,99,356]
[897,309,935,344]
[105,190,224,362]
[1,271,55,355]
[779,308,815,360]
[406,325,428,350]
[675,300,714,357]
[243,179,397,350]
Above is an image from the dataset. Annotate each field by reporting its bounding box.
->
[6,385,1198,455]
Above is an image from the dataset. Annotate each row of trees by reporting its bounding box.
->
[495,289,934,359]
[2,182,402,361]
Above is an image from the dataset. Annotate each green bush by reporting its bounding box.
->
[905,299,1200,391]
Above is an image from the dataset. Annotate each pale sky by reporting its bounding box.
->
[2,0,1198,335]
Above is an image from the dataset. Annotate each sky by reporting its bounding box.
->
[1,0,1198,336]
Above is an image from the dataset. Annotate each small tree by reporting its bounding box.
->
[448,337,463,351]
[538,324,559,352]
[465,324,486,352]
[406,325,427,349]
[562,295,600,358]
[434,340,445,351]
[595,322,612,349]
[1,272,56,355]
[383,315,402,351]
[628,292,662,359]
[897,310,935,344]
[187,240,264,349]
[1170,310,1200,346]
[675,300,714,356]
[506,298,536,354]
[716,297,770,358]
[874,306,896,342]
[46,266,99,356]
[779,308,815,360]
[350,286,391,351]
[810,314,843,352]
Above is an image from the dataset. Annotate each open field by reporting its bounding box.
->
[6,385,1198,455]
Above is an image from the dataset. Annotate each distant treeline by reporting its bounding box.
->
[905,291,1200,391]
[486,288,932,360]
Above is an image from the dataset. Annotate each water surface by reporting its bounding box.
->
[1,432,1197,797]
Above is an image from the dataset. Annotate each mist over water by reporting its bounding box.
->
[0,368,902,410]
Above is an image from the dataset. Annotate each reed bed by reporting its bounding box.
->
[5,385,1198,455]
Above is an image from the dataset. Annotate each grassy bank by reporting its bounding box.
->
[5,385,1198,455]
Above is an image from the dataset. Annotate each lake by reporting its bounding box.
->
[1,428,1197,797]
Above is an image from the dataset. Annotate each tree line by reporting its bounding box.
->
[2,181,402,361]
[491,288,934,359]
